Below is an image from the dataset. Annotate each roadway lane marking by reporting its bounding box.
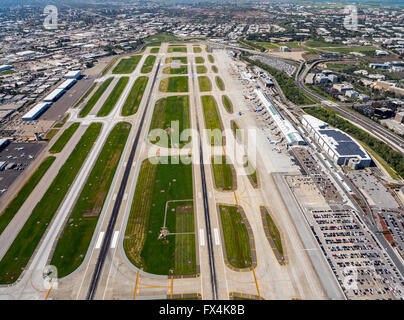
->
[198,192,202,199]
[112,194,117,201]
[95,232,105,249]
[199,228,205,246]
[123,193,128,201]
[214,228,220,246]
[123,162,127,167]
[111,231,119,249]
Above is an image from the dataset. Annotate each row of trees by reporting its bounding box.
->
[305,107,404,179]
[243,56,315,105]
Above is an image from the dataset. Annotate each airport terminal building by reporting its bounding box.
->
[302,115,372,169]
[255,89,306,146]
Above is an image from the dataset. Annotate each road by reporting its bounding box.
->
[295,60,404,155]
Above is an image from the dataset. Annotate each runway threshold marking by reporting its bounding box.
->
[252,267,261,300]
[110,231,119,249]
[133,270,140,300]
[95,232,105,249]
[213,228,221,246]
[199,228,205,246]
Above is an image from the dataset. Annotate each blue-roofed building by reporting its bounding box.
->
[302,115,372,168]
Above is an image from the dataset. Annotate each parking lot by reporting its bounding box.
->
[349,171,399,210]
[0,142,44,198]
[305,207,404,300]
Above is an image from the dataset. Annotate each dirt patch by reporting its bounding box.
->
[177,205,192,213]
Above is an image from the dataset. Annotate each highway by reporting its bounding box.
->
[295,61,404,155]
[86,59,162,300]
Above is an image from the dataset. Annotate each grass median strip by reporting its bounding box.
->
[159,76,189,93]
[211,156,236,191]
[141,55,156,74]
[196,65,207,74]
[121,76,148,116]
[124,157,196,276]
[166,57,187,64]
[219,205,252,269]
[201,95,224,146]
[112,55,142,74]
[222,95,233,113]
[212,65,218,73]
[51,122,131,278]
[97,77,129,117]
[74,83,96,108]
[0,156,56,237]
[163,66,188,75]
[198,76,211,92]
[49,123,80,154]
[195,57,204,64]
[168,47,187,53]
[79,78,113,118]
[208,55,214,63]
[148,96,190,148]
[150,47,160,54]
[215,76,225,91]
[0,123,102,284]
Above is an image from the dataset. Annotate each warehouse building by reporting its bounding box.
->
[43,88,65,102]
[58,79,77,90]
[64,70,81,79]
[22,102,51,121]
[302,115,372,168]
[256,89,306,146]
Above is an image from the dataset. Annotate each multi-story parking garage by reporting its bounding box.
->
[302,115,372,168]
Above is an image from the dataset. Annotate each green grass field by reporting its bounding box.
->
[141,55,156,73]
[54,115,69,128]
[112,55,142,74]
[0,123,102,284]
[49,123,80,154]
[212,65,218,73]
[222,95,233,113]
[0,157,56,237]
[149,96,191,148]
[159,76,189,93]
[196,65,207,74]
[79,78,113,118]
[211,156,236,191]
[198,76,212,92]
[121,76,148,116]
[251,41,279,50]
[74,83,97,108]
[166,57,188,64]
[150,47,160,53]
[51,122,131,278]
[305,40,341,48]
[208,55,214,63]
[45,128,59,141]
[97,77,129,117]
[168,47,187,53]
[246,160,258,187]
[193,46,202,53]
[218,205,252,269]
[231,121,241,142]
[163,66,188,75]
[123,157,196,276]
[215,76,225,91]
[143,33,178,43]
[201,95,223,146]
[195,57,204,64]
[265,211,283,255]
[326,46,377,56]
